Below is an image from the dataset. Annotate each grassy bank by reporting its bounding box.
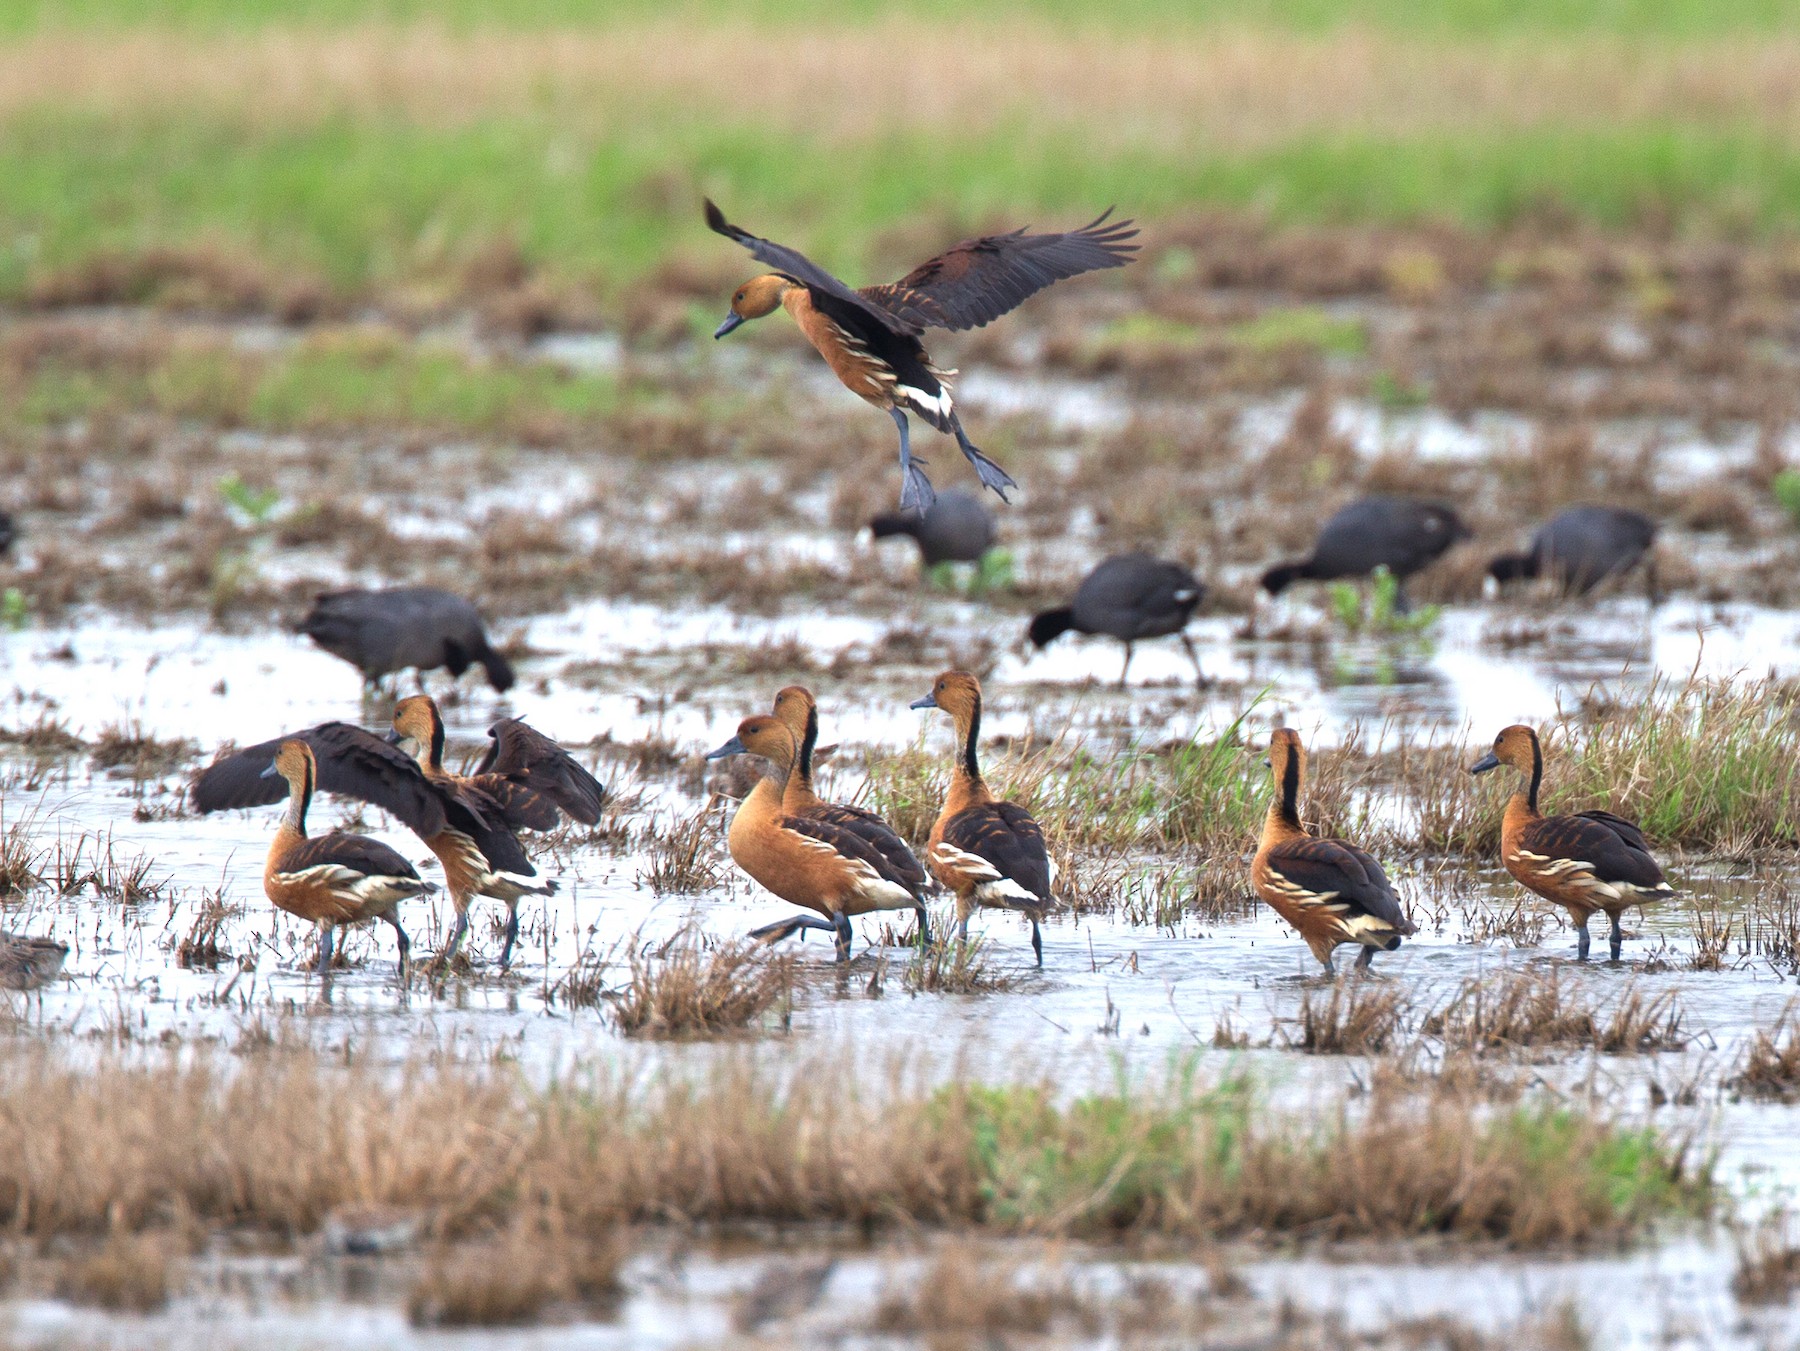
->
[0,1040,1708,1248]
[2,8,1800,308]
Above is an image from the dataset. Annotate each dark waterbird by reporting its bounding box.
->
[868,488,996,568]
[1028,553,1206,685]
[298,587,514,691]
[1488,505,1658,599]
[1261,496,1471,612]
[707,198,1137,510]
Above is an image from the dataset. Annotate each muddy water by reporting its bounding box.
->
[5,319,1800,1345]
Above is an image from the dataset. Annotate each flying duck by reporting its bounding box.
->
[707,199,1137,510]
[911,671,1054,964]
[260,738,431,979]
[1252,728,1415,975]
[1470,724,1675,962]
[298,587,515,692]
[1261,496,1471,612]
[708,715,918,962]
[1027,552,1206,685]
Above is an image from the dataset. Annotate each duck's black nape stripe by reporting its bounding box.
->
[800,705,820,781]
[1280,745,1302,825]
[1528,731,1543,812]
[963,694,983,782]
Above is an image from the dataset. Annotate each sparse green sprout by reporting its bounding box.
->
[1,587,29,632]
[928,548,1015,597]
[1371,370,1430,410]
[1774,469,1800,527]
[1327,566,1440,636]
[1230,307,1367,358]
[217,473,279,523]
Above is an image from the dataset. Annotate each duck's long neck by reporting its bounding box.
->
[1260,751,1304,845]
[282,766,313,837]
[791,707,820,798]
[424,716,447,775]
[953,699,985,791]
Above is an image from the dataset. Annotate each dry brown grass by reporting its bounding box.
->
[4,25,1799,151]
[1284,980,1413,1055]
[53,1231,178,1313]
[1730,1002,1800,1101]
[407,1214,622,1328]
[903,936,1026,995]
[1421,969,1687,1056]
[637,801,726,895]
[608,932,795,1038]
[1734,1213,1800,1307]
[870,1242,1099,1343]
[0,1039,1706,1251]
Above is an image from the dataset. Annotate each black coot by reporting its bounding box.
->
[1488,506,1657,599]
[1028,553,1206,685]
[1261,495,1471,611]
[298,587,514,691]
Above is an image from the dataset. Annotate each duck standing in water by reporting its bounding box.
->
[708,199,1137,510]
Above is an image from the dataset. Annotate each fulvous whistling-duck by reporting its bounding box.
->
[1028,553,1206,686]
[911,671,1053,965]
[1488,506,1659,601]
[770,684,930,944]
[299,587,515,691]
[707,199,1137,511]
[868,488,997,569]
[1261,496,1471,613]
[1253,728,1415,975]
[389,696,603,967]
[1470,724,1675,962]
[0,931,67,992]
[261,739,431,978]
[707,715,917,962]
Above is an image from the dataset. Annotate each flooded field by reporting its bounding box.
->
[6,247,1800,1349]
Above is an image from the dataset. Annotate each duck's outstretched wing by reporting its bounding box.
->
[192,722,448,837]
[862,210,1139,333]
[705,199,910,335]
[475,718,606,826]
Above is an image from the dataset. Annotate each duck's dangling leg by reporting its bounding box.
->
[1608,911,1625,964]
[1354,944,1377,972]
[315,921,336,976]
[832,910,854,964]
[890,408,936,512]
[1575,919,1592,962]
[949,414,1016,502]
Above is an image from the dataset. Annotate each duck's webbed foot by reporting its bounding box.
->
[890,407,936,512]
[950,416,1016,502]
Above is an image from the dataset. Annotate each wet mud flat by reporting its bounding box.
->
[5,234,1800,1346]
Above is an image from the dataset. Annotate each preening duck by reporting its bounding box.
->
[868,488,997,569]
[389,696,601,966]
[708,715,918,962]
[1027,552,1206,686]
[193,712,573,968]
[770,684,930,944]
[1261,496,1471,612]
[911,671,1053,965]
[1488,505,1658,600]
[1253,729,1415,975]
[707,199,1137,510]
[299,586,514,692]
[1470,724,1675,962]
[260,738,431,979]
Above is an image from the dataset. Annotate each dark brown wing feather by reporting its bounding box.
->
[476,718,606,825]
[439,780,535,878]
[1265,836,1412,932]
[943,801,1052,905]
[279,830,421,882]
[192,722,448,837]
[862,211,1139,333]
[1523,814,1667,889]
[1573,809,1653,855]
[462,774,560,833]
[780,813,893,875]
[803,803,927,897]
[705,199,910,336]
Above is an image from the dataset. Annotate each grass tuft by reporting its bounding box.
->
[609,932,794,1038]
[1422,969,1687,1056]
[1284,980,1413,1055]
[1730,1001,1800,1101]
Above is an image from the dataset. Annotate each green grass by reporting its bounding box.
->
[7,0,1799,36]
[5,115,1800,307]
[3,329,621,436]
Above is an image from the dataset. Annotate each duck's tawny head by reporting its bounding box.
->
[771,685,817,741]
[263,738,317,788]
[715,274,789,338]
[911,670,981,719]
[1265,726,1305,779]
[706,715,797,767]
[1470,723,1539,776]
[388,694,443,750]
